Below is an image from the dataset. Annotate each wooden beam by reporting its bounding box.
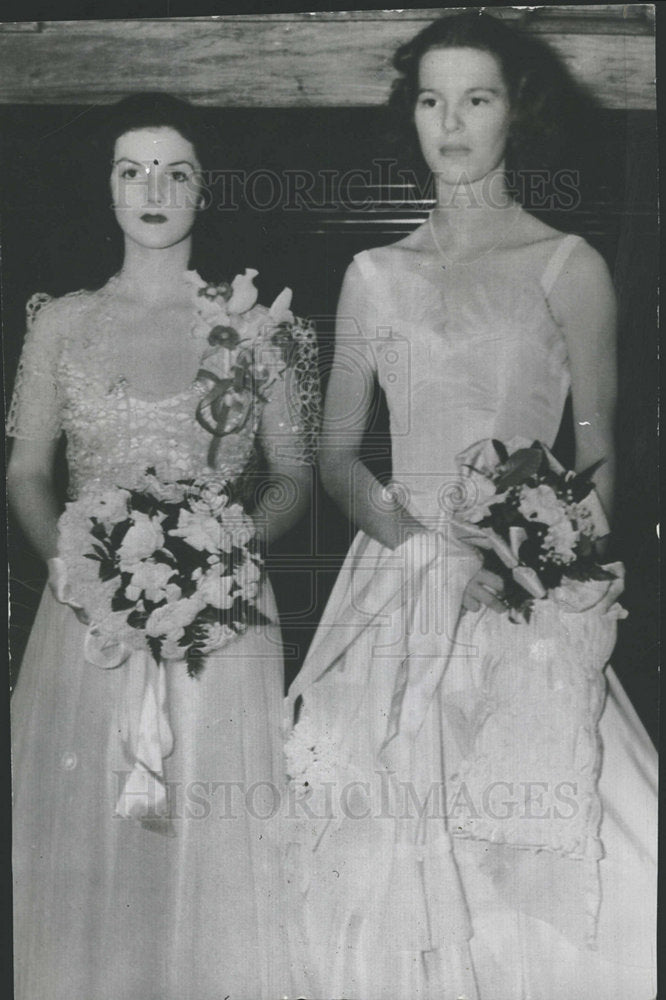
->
[0,10,656,109]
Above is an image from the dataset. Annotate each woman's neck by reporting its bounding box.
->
[114,238,193,304]
[432,167,518,251]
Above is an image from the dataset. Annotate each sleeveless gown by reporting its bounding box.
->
[8,282,317,1000]
[285,234,657,1000]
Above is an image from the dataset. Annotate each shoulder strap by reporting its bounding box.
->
[352,249,378,284]
[540,234,584,297]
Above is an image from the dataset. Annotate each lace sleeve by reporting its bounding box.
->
[6,293,64,440]
[257,317,321,466]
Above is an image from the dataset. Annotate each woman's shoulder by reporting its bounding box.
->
[507,213,602,265]
[351,231,430,282]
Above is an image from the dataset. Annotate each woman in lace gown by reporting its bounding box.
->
[284,14,656,1000]
[7,94,318,1000]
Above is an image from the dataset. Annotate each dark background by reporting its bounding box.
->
[1,102,659,744]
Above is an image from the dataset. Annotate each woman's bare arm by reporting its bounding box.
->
[7,437,60,562]
[319,263,425,550]
[549,240,618,536]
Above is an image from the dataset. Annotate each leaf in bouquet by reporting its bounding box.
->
[517,532,543,568]
[127,607,149,629]
[186,654,206,679]
[179,577,198,599]
[197,605,220,624]
[564,560,615,583]
[491,439,509,464]
[494,448,543,491]
[112,592,137,612]
[482,501,523,542]
[84,551,102,564]
[99,561,120,583]
[91,542,111,561]
[165,535,210,573]
[109,519,132,548]
[540,561,565,589]
[576,533,594,558]
[90,521,108,542]
[540,468,564,493]
[572,457,605,486]
[147,635,162,662]
[152,548,177,568]
[160,509,180,533]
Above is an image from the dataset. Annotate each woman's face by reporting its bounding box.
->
[414,46,512,187]
[110,126,202,250]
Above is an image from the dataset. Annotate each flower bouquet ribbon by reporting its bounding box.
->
[56,469,269,829]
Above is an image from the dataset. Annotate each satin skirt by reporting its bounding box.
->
[285,530,657,1000]
[12,584,289,1000]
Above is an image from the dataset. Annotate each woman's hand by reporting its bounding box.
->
[47,557,90,624]
[461,567,507,614]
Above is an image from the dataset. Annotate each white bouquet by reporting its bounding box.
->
[57,468,268,676]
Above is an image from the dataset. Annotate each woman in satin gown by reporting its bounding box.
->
[283,13,657,1000]
[8,93,319,1000]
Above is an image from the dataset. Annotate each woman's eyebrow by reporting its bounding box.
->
[112,157,196,168]
[417,85,501,95]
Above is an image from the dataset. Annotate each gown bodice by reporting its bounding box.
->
[352,233,579,520]
[7,277,319,498]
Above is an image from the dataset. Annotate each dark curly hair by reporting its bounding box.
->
[78,92,241,287]
[389,10,597,176]
[96,91,214,177]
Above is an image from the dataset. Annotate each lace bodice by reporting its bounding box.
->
[348,232,582,520]
[7,275,319,498]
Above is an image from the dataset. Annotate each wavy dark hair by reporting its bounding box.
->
[96,92,213,177]
[72,92,245,287]
[389,11,598,177]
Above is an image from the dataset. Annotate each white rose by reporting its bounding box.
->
[197,565,235,610]
[200,621,235,654]
[145,595,204,642]
[118,512,165,570]
[169,509,224,553]
[543,519,579,564]
[82,488,131,528]
[518,484,564,526]
[125,561,176,604]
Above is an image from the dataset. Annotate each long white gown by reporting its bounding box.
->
[8,278,319,1000]
[285,232,657,999]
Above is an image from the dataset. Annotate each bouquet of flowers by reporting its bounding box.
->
[454,437,618,621]
[57,467,268,675]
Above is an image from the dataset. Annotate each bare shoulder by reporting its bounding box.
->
[352,222,433,276]
[547,238,615,311]
[388,220,431,250]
